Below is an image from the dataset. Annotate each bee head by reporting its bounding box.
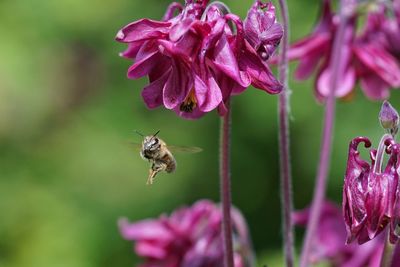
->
[142,130,161,151]
[143,136,160,151]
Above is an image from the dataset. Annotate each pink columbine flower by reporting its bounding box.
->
[116,0,282,119]
[119,200,254,267]
[371,0,400,61]
[244,0,283,60]
[343,136,400,244]
[286,0,358,100]
[294,201,385,267]
[352,8,400,100]
[343,101,400,245]
[287,0,400,101]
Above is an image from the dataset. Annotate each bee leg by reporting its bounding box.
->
[147,169,157,185]
[146,162,167,185]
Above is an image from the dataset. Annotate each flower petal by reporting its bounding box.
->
[239,41,282,94]
[288,33,330,60]
[136,241,168,259]
[359,74,390,100]
[174,106,205,119]
[158,30,200,59]
[194,70,222,112]
[295,52,324,80]
[118,218,173,241]
[213,34,251,87]
[365,173,389,239]
[169,18,195,42]
[142,69,171,109]
[162,2,183,21]
[354,44,400,88]
[342,137,372,243]
[163,60,191,109]
[116,19,171,43]
[127,50,160,79]
[317,65,355,98]
[119,41,143,59]
[244,1,282,57]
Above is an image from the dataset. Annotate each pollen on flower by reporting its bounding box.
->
[180,90,197,113]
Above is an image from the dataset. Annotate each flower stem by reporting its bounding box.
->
[220,98,234,267]
[203,1,231,17]
[277,0,294,266]
[299,1,352,266]
[381,232,395,267]
[389,240,400,267]
[373,133,392,174]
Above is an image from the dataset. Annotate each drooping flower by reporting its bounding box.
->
[286,0,357,100]
[287,0,400,101]
[352,7,400,100]
[286,0,334,80]
[343,135,400,244]
[116,0,282,119]
[381,0,400,60]
[294,201,385,267]
[119,200,254,267]
[244,0,283,60]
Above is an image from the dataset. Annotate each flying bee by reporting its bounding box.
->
[134,130,202,185]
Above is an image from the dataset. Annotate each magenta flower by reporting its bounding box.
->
[294,201,384,267]
[358,3,400,67]
[352,9,400,100]
[116,0,282,119]
[287,0,400,101]
[119,200,254,267]
[287,0,335,88]
[343,136,400,244]
[286,0,357,100]
[244,0,283,60]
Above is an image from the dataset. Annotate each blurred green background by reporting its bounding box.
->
[0,0,397,266]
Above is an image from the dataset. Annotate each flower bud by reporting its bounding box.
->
[379,100,399,136]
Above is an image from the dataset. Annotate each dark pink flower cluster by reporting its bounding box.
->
[288,0,400,101]
[294,201,384,267]
[343,136,400,244]
[116,0,282,119]
[119,200,254,267]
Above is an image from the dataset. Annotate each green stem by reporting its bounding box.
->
[220,99,234,267]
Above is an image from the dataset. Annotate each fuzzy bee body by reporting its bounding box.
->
[135,130,201,185]
[140,135,176,185]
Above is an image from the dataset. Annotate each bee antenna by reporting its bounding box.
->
[149,130,160,141]
[153,130,160,137]
[134,130,144,137]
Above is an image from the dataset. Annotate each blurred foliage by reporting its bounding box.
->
[1,0,399,266]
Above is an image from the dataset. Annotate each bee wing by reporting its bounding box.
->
[129,142,142,151]
[167,145,203,154]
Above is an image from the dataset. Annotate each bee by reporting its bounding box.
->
[134,130,202,185]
